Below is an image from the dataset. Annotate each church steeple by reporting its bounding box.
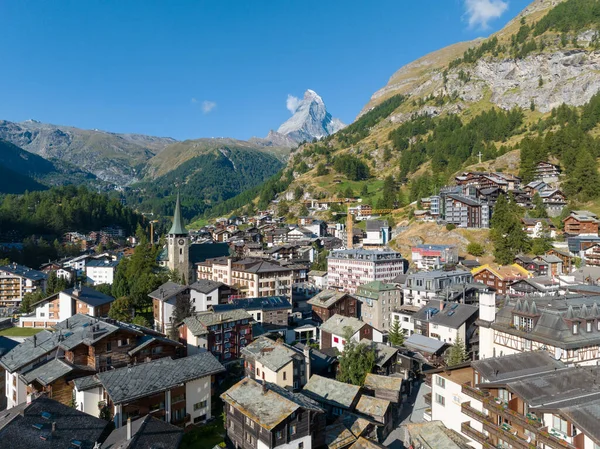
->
[168,193,187,235]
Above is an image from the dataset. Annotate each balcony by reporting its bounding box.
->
[460,422,496,449]
[482,420,537,449]
[537,429,577,449]
[424,392,431,406]
[461,383,489,401]
[483,397,543,434]
[461,402,489,423]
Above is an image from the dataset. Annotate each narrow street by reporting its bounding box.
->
[383,380,431,449]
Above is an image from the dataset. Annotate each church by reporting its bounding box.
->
[164,194,192,284]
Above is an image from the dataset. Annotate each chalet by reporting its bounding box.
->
[476,186,505,206]
[319,314,382,352]
[513,254,548,276]
[307,290,358,323]
[362,373,402,405]
[584,243,600,267]
[535,160,561,182]
[20,286,115,328]
[508,276,560,297]
[359,339,398,375]
[354,395,393,442]
[524,180,549,195]
[546,248,574,274]
[302,374,361,418]
[471,263,531,295]
[521,218,557,238]
[179,309,252,361]
[74,352,225,427]
[563,210,600,236]
[287,227,316,242]
[534,254,563,276]
[100,415,184,448]
[222,377,327,449]
[539,188,567,216]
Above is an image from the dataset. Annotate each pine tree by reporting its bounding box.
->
[564,149,600,201]
[388,319,405,347]
[530,193,548,218]
[170,294,195,340]
[360,184,369,198]
[337,330,376,386]
[490,195,529,264]
[445,337,468,366]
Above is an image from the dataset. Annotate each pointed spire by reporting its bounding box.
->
[566,305,575,320]
[580,304,589,319]
[531,301,538,315]
[515,298,522,312]
[592,302,599,317]
[168,192,187,235]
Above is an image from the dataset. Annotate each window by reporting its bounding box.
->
[290,425,297,436]
[256,368,261,377]
[118,338,129,347]
[256,312,261,321]
[106,357,112,366]
[245,417,254,428]
[573,323,579,335]
[553,415,568,434]
[283,371,287,381]
[435,376,445,388]
[587,321,593,333]
[276,431,283,439]
[172,394,185,403]
[435,393,445,406]
[498,389,510,403]
[333,337,339,343]
[514,315,534,331]
[299,443,304,449]
[152,346,163,355]
[106,342,112,352]
[193,400,208,411]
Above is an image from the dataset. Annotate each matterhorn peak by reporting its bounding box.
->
[276,89,345,144]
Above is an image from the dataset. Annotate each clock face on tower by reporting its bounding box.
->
[178,238,185,246]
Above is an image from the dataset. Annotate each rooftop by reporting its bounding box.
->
[307,290,351,308]
[320,314,366,337]
[0,330,61,373]
[183,309,252,335]
[354,395,390,422]
[358,339,397,368]
[189,279,223,294]
[404,334,447,355]
[148,281,187,301]
[363,373,402,392]
[100,414,183,449]
[61,286,116,307]
[0,263,46,281]
[21,358,93,387]
[301,374,361,409]
[328,249,404,261]
[405,421,472,449]
[348,436,387,449]
[212,296,292,313]
[241,337,301,372]
[85,259,119,268]
[412,301,479,330]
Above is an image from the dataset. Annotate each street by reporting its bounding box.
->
[383,380,431,449]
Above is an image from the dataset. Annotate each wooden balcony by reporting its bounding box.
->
[537,429,577,449]
[460,422,496,449]
[483,398,543,434]
[482,421,537,449]
[461,383,489,401]
[424,392,431,405]
[461,402,489,423]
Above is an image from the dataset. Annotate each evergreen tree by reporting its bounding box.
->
[530,193,548,218]
[388,319,405,347]
[170,294,195,340]
[360,184,369,198]
[490,195,529,264]
[337,329,376,386]
[564,149,600,201]
[445,337,468,366]
[108,296,133,322]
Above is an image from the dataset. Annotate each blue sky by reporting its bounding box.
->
[0,0,531,141]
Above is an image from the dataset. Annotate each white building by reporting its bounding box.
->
[85,259,119,285]
[327,249,407,294]
[363,220,391,246]
[319,314,383,352]
[189,279,223,312]
[411,244,459,270]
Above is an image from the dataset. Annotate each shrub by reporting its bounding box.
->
[446,223,457,231]
[467,242,485,257]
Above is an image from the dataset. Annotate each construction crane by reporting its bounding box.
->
[149,220,159,245]
[335,207,400,249]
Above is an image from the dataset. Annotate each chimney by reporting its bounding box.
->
[262,383,268,395]
[304,346,312,381]
[33,335,37,348]
[126,417,132,440]
[51,422,57,436]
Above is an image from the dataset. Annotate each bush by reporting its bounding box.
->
[467,242,485,257]
[446,223,457,231]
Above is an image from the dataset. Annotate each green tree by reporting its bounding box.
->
[108,296,133,322]
[20,290,44,314]
[383,147,392,162]
[490,195,529,264]
[294,186,304,201]
[170,293,195,340]
[360,184,369,198]
[530,193,548,218]
[445,337,468,366]
[466,242,485,257]
[564,149,600,201]
[388,319,405,347]
[379,176,398,209]
[132,315,150,327]
[337,333,376,386]
[277,201,290,217]
[299,204,309,216]
[316,163,329,176]
[344,186,354,198]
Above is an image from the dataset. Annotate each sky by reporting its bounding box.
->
[0,0,532,141]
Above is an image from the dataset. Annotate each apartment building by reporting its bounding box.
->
[444,194,490,229]
[196,257,308,298]
[20,286,115,328]
[403,269,473,306]
[563,210,600,236]
[307,289,358,323]
[535,160,561,182]
[363,220,391,247]
[0,263,46,307]
[0,314,180,409]
[212,296,292,326]
[430,351,600,449]
[179,309,253,362]
[327,249,407,294]
[411,244,459,270]
[85,259,119,285]
[222,377,326,449]
[478,290,600,365]
[356,281,402,331]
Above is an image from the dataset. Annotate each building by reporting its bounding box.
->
[212,296,292,326]
[508,276,560,297]
[74,352,225,428]
[327,249,407,294]
[319,314,382,351]
[430,351,600,449]
[514,254,549,276]
[307,270,328,290]
[179,309,253,362]
[149,281,190,334]
[403,269,473,306]
[563,210,600,236]
[20,286,116,328]
[521,218,558,239]
[411,244,459,270]
[535,160,561,182]
[1,314,180,409]
[100,415,184,449]
[405,421,471,449]
[197,257,308,298]
[444,194,489,229]
[363,220,391,247]
[471,263,531,295]
[222,377,326,449]
[0,396,110,449]
[355,281,401,331]
[539,189,567,216]
[302,374,361,418]
[242,336,310,390]
[362,373,402,405]
[189,279,225,311]
[478,291,600,365]
[85,259,119,285]
[307,290,358,323]
[0,336,18,410]
[0,263,46,307]
[391,304,421,336]
[165,194,192,283]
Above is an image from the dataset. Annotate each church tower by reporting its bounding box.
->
[167,193,191,284]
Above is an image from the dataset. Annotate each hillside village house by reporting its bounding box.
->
[307,289,358,323]
[0,263,46,307]
[563,210,600,235]
[212,296,292,326]
[534,160,561,182]
[362,220,391,247]
[327,249,407,294]
[74,352,225,428]
[319,314,382,351]
[355,281,401,331]
[0,314,180,409]
[471,263,531,295]
[403,269,473,306]
[411,244,459,270]
[20,286,115,328]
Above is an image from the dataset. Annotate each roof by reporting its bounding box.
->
[293,343,338,374]
[566,210,599,223]
[0,336,18,358]
[472,263,531,280]
[405,421,471,449]
[366,220,388,232]
[183,309,252,335]
[97,352,225,404]
[320,314,366,337]
[472,351,563,383]
[0,396,109,449]
[356,281,398,299]
[358,339,397,367]
[21,358,92,387]
[101,415,183,449]
[348,437,387,449]
[325,422,357,449]
[308,270,327,277]
[412,301,479,329]
[0,263,46,281]
[302,374,361,409]
[168,193,188,235]
[189,279,223,294]
[446,194,482,207]
[241,337,301,372]
[404,334,447,354]
[307,290,352,309]
[363,373,402,393]
[62,286,115,307]
[558,398,600,446]
[354,395,390,422]
[148,281,187,301]
[0,330,61,373]
[212,296,292,313]
[221,378,322,431]
[85,259,119,268]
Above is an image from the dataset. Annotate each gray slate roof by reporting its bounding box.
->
[0,330,60,373]
[558,398,600,447]
[359,339,397,368]
[412,301,478,330]
[472,351,564,383]
[0,396,109,449]
[307,290,351,308]
[21,358,92,386]
[189,279,223,294]
[183,309,252,336]
[0,336,18,358]
[148,281,187,301]
[101,414,183,449]
[320,314,366,337]
[62,286,115,307]
[212,296,292,313]
[404,334,446,354]
[241,336,301,372]
[301,374,361,409]
[97,352,225,404]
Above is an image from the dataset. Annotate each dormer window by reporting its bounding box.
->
[587,321,593,333]
[573,323,579,335]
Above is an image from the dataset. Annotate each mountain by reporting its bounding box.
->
[218,0,600,217]
[0,120,175,185]
[0,165,47,194]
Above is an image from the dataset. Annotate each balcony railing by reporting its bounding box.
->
[537,429,577,449]
[461,383,489,401]
[483,397,543,434]
[424,392,431,405]
[461,402,489,423]
[482,421,537,449]
[460,422,496,449]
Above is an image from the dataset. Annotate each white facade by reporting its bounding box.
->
[391,311,416,336]
[85,263,116,285]
[5,370,27,409]
[186,375,213,424]
[75,386,103,417]
[190,286,220,312]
